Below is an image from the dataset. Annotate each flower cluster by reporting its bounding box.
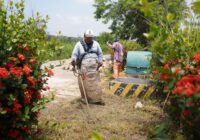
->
[0,44,53,139]
[153,53,200,135]
[173,75,200,97]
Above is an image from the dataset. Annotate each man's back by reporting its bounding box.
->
[113,42,123,63]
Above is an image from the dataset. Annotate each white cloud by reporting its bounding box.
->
[56,14,82,24]
[74,0,93,4]
[47,14,110,37]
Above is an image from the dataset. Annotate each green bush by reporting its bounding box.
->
[139,0,200,139]
[153,54,200,138]
[0,0,52,139]
[121,40,143,51]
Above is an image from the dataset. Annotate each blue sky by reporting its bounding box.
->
[23,0,110,37]
[21,0,193,37]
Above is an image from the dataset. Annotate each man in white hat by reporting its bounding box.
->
[71,29,105,105]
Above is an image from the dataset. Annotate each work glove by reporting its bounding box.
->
[71,60,76,71]
[97,62,103,70]
[71,60,76,67]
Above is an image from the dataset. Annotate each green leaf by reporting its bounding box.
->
[19,14,24,19]
[12,39,18,43]
[192,1,200,13]
[9,14,15,20]
[37,50,41,55]
[31,105,42,112]
[147,123,170,140]
[10,1,13,6]
[166,13,174,22]
[139,0,148,5]
[143,33,150,38]
[25,106,30,116]
[45,121,50,126]
[0,109,7,115]
[7,47,12,51]
[91,131,103,140]
[19,1,24,7]
[15,3,19,8]
[168,79,176,90]
[51,122,58,128]
[49,51,54,57]
[8,94,16,102]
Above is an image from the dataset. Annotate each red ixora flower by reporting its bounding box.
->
[152,70,158,75]
[197,84,200,92]
[34,111,41,118]
[186,101,193,107]
[16,136,23,140]
[173,75,199,96]
[4,107,11,113]
[47,69,54,77]
[13,100,22,114]
[185,88,195,96]
[194,54,200,62]
[17,53,25,61]
[182,110,191,118]
[18,44,22,48]
[10,67,22,78]
[24,45,29,51]
[6,62,14,69]
[9,57,17,62]
[175,59,182,64]
[21,125,30,132]
[173,86,184,94]
[24,91,32,105]
[174,67,181,75]
[29,58,37,65]
[8,129,20,138]
[0,67,9,79]
[164,63,170,69]
[45,86,50,90]
[160,73,168,81]
[23,65,31,75]
[24,94,32,105]
[36,93,42,99]
[27,76,35,85]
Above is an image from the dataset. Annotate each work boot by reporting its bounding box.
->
[80,98,88,104]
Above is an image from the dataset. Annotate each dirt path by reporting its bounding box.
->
[41,59,81,104]
[35,58,165,140]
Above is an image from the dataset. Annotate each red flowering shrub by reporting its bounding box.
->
[0,0,53,139]
[139,0,200,138]
[153,53,200,137]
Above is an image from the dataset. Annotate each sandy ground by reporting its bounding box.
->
[43,59,80,102]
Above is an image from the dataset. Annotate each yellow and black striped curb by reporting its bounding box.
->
[109,80,157,99]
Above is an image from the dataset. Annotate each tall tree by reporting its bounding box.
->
[94,0,187,46]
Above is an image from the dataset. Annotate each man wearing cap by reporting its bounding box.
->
[71,29,105,105]
[106,38,124,78]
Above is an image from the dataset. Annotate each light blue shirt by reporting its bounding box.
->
[71,40,103,62]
